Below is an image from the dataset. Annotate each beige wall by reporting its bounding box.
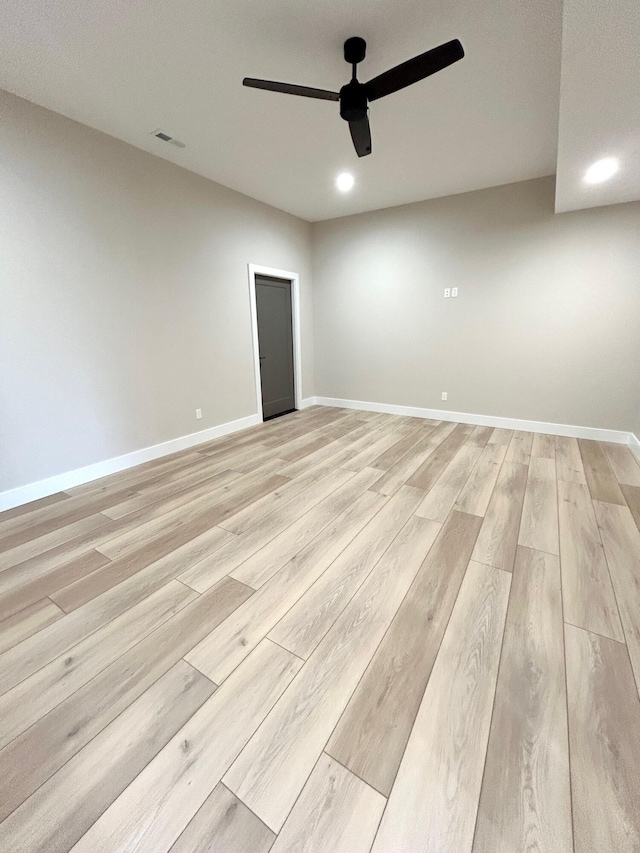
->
[3,91,639,497]
[312,177,640,434]
[0,90,313,492]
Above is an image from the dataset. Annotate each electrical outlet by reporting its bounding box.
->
[444,288,451,298]
[452,287,459,297]
[195,408,202,420]
[441,392,448,401]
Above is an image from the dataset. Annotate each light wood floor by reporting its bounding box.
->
[1,406,639,852]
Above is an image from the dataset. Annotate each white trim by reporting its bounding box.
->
[248,264,302,418]
[299,397,318,409]
[0,413,260,513]
[313,396,632,444]
[629,433,640,462]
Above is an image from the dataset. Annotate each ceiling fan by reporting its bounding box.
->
[243,36,464,158]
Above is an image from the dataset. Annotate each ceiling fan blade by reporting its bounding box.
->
[349,116,372,157]
[364,39,464,102]
[243,78,340,101]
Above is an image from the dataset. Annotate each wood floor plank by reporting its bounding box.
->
[65,449,205,498]
[341,428,412,473]
[180,470,370,594]
[0,512,110,570]
[472,547,572,853]
[555,436,587,484]
[578,439,626,505]
[61,456,194,500]
[299,426,383,479]
[262,409,351,448]
[51,524,236,612]
[603,442,640,487]
[565,624,640,853]
[219,467,354,536]
[0,549,111,621]
[169,783,275,853]
[275,426,374,480]
[187,487,420,683]
[468,425,494,447]
[414,443,482,522]
[558,481,624,641]
[277,413,365,464]
[0,576,251,821]
[0,598,64,655]
[227,444,290,475]
[407,423,473,491]
[0,466,240,594]
[518,457,559,555]
[487,428,513,446]
[0,579,196,749]
[370,426,428,470]
[370,421,457,496]
[0,515,145,595]
[370,561,511,853]
[0,491,69,525]
[62,424,262,507]
[327,510,482,796]
[0,487,137,550]
[101,465,239,520]
[69,640,302,853]
[3,411,639,853]
[97,474,348,600]
[135,450,242,489]
[270,511,440,660]
[197,429,265,458]
[0,528,232,697]
[270,753,385,853]
[223,511,435,832]
[0,661,215,853]
[593,500,640,692]
[228,468,381,590]
[621,483,640,531]
[96,467,285,561]
[455,442,508,517]
[472,461,528,572]
[179,469,373,594]
[277,431,367,478]
[505,430,533,465]
[531,432,556,459]
[208,427,282,459]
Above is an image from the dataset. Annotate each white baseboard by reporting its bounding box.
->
[3,398,634,514]
[314,396,633,445]
[0,413,262,513]
[299,397,318,409]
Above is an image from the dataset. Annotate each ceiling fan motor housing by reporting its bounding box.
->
[344,36,367,65]
[340,81,368,122]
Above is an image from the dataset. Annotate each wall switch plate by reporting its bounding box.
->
[444,288,451,298]
[196,409,202,419]
[441,392,448,401]
[452,287,459,297]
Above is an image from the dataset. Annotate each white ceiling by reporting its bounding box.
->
[0,0,563,221]
[555,0,640,213]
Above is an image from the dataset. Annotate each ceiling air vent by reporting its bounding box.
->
[150,129,185,148]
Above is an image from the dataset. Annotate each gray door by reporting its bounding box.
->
[255,275,296,420]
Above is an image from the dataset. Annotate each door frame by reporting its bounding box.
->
[248,263,302,419]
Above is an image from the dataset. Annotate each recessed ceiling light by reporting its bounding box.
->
[584,157,619,184]
[336,172,355,192]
